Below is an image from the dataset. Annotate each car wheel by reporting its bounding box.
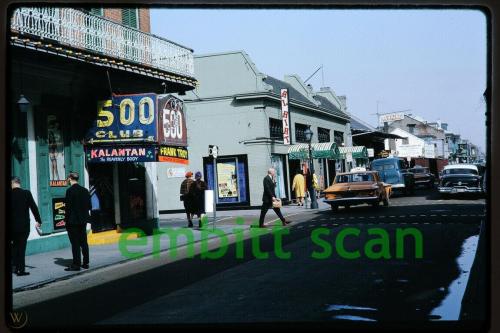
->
[383,195,390,206]
[441,193,449,200]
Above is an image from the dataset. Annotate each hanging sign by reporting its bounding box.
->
[86,145,157,163]
[157,94,187,147]
[87,93,157,144]
[280,88,291,145]
[158,145,189,164]
[52,198,66,230]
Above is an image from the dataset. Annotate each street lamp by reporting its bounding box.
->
[17,94,30,113]
[304,126,318,209]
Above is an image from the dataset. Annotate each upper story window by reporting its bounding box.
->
[407,124,416,134]
[318,127,330,143]
[269,118,283,140]
[295,123,309,143]
[89,7,103,16]
[334,131,344,146]
[122,8,139,29]
[402,138,409,145]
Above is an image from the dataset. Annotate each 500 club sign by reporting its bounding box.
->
[87,93,187,146]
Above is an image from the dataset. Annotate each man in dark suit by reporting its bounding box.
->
[11,176,42,276]
[64,171,91,271]
[257,168,291,228]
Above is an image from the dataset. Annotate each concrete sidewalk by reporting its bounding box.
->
[13,202,328,292]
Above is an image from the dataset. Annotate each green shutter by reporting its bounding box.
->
[121,8,138,29]
[90,7,103,16]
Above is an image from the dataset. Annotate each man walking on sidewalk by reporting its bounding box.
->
[11,176,42,276]
[64,172,91,271]
[257,168,290,228]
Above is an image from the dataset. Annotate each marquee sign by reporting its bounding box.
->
[157,94,187,147]
[158,145,189,164]
[87,93,158,144]
[86,146,157,163]
[281,89,290,145]
[379,112,405,124]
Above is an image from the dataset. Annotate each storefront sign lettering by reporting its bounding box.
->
[88,93,157,144]
[86,146,156,163]
[158,145,189,164]
[157,95,187,147]
[281,89,290,145]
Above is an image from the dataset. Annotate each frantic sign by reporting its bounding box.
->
[86,146,157,163]
[157,94,187,147]
[280,88,291,145]
[158,146,189,164]
[88,93,157,144]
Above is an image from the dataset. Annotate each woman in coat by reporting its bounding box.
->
[291,169,305,206]
[189,171,207,228]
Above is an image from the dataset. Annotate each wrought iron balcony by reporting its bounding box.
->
[10,7,195,80]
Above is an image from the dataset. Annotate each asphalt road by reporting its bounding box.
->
[15,188,486,330]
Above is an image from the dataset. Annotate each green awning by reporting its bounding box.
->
[288,142,340,160]
[338,146,368,159]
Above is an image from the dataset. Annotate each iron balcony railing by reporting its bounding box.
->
[10,7,195,78]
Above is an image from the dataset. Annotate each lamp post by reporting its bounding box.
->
[304,126,318,209]
[17,94,30,113]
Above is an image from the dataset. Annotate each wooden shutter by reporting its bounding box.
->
[90,7,103,16]
[121,8,138,28]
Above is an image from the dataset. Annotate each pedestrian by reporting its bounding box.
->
[292,169,305,206]
[257,168,291,228]
[189,171,207,228]
[313,172,321,198]
[64,171,91,271]
[11,176,42,276]
[89,178,101,232]
[180,171,195,228]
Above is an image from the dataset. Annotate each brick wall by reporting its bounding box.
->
[103,8,122,24]
[139,8,150,33]
[103,8,150,33]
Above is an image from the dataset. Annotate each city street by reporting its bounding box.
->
[13,188,485,329]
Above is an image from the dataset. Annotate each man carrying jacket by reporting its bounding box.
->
[64,171,91,271]
[11,176,42,276]
[257,168,291,228]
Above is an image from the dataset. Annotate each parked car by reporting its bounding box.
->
[370,157,415,195]
[438,164,483,197]
[323,171,392,211]
[408,165,435,189]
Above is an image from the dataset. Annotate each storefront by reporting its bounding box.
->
[338,146,369,170]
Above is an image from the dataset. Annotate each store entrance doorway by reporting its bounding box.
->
[88,164,116,232]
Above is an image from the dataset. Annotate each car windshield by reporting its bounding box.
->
[443,168,478,175]
[336,173,374,183]
[371,163,395,171]
[410,168,429,174]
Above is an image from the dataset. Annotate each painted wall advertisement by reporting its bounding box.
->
[86,146,156,163]
[217,160,238,198]
[166,167,186,178]
[52,198,66,230]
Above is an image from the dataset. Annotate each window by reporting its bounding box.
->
[122,8,139,29]
[269,118,283,139]
[336,173,374,183]
[402,138,409,145]
[407,124,416,134]
[295,123,309,143]
[318,127,330,143]
[334,131,344,146]
[89,7,103,16]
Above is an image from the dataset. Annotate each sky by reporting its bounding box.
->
[151,9,487,152]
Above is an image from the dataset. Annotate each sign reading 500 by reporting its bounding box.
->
[158,94,187,147]
[92,93,158,143]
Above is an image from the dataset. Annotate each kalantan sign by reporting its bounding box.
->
[86,146,157,163]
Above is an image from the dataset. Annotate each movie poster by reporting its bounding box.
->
[217,160,238,198]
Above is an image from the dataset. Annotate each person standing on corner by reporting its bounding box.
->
[257,168,291,228]
[11,176,42,276]
[292,169,305,206]
[64,171,91,271]
[190,171,207,229]
[180,171,195,228]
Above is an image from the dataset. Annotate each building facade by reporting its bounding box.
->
[10,7,196,253]
[156,51,352,212]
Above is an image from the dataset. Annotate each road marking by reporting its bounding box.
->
[379,216,386,218]
[369,216,375,219]
[430,214,437,217]
[349,217,355,219]
[461,215,468,217]
[399,215,406,218]
[358,216,365,219]
[452,214,458,217]
[321,223,327,226]
[389,215,395,218]
[442,214,448,217]
[410,215,416,217]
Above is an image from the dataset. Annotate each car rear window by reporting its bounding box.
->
[443,168,478,175]
[336,173,374,183]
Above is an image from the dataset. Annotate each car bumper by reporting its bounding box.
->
[438,187,482,194]
[389,183,405,189]
[324,196,379,205]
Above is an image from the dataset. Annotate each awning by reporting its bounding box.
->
[339,146,368,159]
[288,142,340,160]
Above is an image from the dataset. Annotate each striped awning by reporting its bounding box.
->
[338,146,368,159]
[288,142,340,160]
